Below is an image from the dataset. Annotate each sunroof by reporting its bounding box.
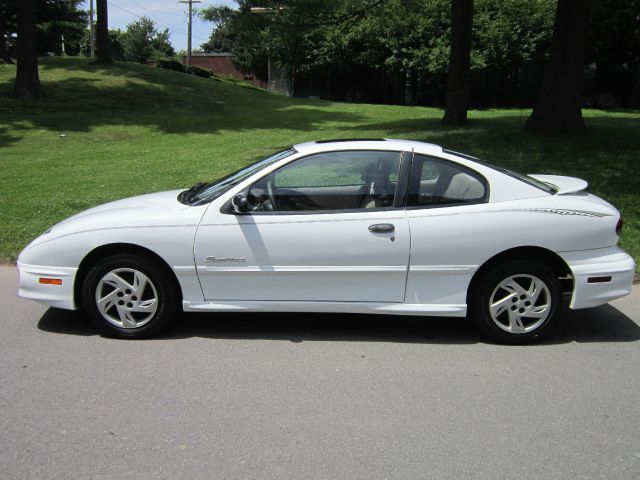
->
[315,138,386,144]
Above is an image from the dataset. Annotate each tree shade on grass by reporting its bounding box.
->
[0,58,638,275]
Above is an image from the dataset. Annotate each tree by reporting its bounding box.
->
[80,27,124,60]
[35,0,86,56]
[1,1,87,59]
[442,0,474,125]
[0,0,13,63]
[200,6,242,54]
[473,0,554,106]
[13,0,42,99]
[525,0,593,134]
[122,17,174,64]
[197,0,575,108]
[589,0,640,109]
[95,0,111,64]
[317,0,451,104]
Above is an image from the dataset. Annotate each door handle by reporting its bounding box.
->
[368,223,395,233]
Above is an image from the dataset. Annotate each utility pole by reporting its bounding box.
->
[178,0,201,67]
[89,0,95,57]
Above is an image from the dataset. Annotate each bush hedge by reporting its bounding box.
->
[212,74,264,91]
[155,58,185,73]
[185,65,213,78]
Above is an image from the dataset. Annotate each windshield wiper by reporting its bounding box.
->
[179,182,206,205]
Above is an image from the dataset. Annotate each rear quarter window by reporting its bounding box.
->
[443,149,556,194]
[408,155,488,207]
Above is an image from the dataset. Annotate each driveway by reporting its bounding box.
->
[1,267,639,479]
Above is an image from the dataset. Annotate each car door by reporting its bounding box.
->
[404,153,490,307]
[194,150,411,303]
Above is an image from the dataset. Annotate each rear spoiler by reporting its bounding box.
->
[528,174,588,195]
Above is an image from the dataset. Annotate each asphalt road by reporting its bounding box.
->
[1,266,639,480]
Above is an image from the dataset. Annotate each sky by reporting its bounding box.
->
[96,0,237,52]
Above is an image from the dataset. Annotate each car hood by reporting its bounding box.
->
[528,174,588,195]
[40,189,205,241]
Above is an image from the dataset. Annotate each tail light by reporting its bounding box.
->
[616,216,623,236]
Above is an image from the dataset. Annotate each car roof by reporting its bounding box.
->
[293,138,443,155]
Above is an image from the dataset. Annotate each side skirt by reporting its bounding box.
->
[182,300,467,317]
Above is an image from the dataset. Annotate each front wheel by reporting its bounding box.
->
[470,261,562,344]
[82,254,178,338]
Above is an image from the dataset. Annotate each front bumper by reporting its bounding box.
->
[560,247,635,309]
[17,262,78,310]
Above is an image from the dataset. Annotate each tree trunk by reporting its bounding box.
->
[441,0,474,126]
[525,0,593,134]
[13,0,42,99]
[95,0,112,64]
[404,70,412,105]
[0,2,13,63]
[631,62,640,110]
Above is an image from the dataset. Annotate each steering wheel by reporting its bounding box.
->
[266,179,278,211]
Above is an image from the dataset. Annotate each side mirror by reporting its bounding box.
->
[231,192,249,214]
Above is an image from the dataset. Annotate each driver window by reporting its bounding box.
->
[247,150,401,212]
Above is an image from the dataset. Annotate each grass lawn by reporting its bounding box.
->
[1,57,638,275]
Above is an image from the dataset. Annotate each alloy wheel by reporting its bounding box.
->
[488,274,551,334]
[95,268,158,329]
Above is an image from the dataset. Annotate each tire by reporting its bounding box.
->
[82,253,178,338]
[470,260,562,344]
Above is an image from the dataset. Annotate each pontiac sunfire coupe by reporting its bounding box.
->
[18,139,635,343]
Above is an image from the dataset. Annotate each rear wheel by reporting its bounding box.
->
[82,254,178,338]
[471,261,562,344]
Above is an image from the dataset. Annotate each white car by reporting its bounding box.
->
[18,139,635,343]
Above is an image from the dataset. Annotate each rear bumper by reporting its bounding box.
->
[17,262,78,310]
[559,247,635,309]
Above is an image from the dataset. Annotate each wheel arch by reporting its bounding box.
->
[74,243,183,309]
[467,246,573,306]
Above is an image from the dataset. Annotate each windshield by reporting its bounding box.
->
[179,148,296,206]
[443,149,557,194]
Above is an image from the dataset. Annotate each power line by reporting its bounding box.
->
[110,0,210,45]
[129,0,186,25]
[110,1,186,35]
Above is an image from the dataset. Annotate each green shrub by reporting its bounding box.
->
[155,58,185,73]
[185,65,213,78]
